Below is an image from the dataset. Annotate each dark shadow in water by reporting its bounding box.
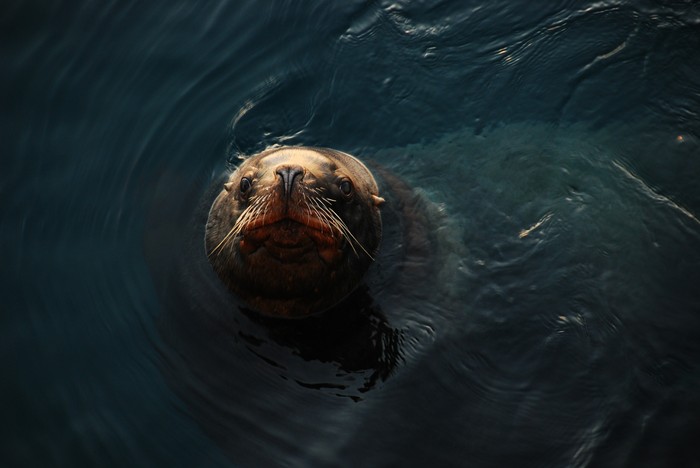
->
[156,264,402,400]
[146,167,404,389]
[143,166,413,461]
[238,286,401,394]
[140,148,458,465]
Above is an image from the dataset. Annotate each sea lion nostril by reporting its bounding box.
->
[276,165,304,196]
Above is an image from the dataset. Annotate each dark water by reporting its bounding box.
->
[4,1,700,466]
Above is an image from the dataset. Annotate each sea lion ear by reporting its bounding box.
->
[224,182,234,192]
[372,195,385,207]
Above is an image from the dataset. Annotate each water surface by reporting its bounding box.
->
[3,1,700,466]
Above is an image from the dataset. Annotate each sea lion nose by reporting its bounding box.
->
[276,165,304,197]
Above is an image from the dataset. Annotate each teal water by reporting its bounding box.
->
[3,1,700,467]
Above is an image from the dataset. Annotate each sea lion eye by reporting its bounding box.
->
[240,177,252,194]
[339,179,353,197]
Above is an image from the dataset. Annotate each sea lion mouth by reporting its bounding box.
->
[243,208,336,234]
[241,218,342,264]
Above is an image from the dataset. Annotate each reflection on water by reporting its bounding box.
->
[4,0,700,466]
[242,295,401,395]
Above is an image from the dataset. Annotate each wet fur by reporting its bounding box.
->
[205,147,383,318]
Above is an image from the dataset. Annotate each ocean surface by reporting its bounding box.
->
[3,1,700,466]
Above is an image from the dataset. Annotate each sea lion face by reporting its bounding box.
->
[205,147,383,318]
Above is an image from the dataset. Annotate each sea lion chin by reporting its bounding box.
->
[205,146,385,318]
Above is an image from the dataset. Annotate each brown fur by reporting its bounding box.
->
[205,147,383,318]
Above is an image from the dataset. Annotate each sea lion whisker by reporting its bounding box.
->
[308,196,338,226]
[257,192,271,228]
[208,224,237,257]
[310,198,371,259]
[319,204,374,260]
[208,194,269,258]
[210,219,246,259]
[215,205,260,256]
[210,207,254,258]
[301,192,315,230]
[311,197,345,242]
[307,197,334,237]
[323,210,362,258]
[246,197,269,228]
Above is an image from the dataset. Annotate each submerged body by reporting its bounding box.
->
[205,147,384,318]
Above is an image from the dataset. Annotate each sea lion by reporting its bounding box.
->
[205,146,385,318]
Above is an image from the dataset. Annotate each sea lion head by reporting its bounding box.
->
[205,146,384,318]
